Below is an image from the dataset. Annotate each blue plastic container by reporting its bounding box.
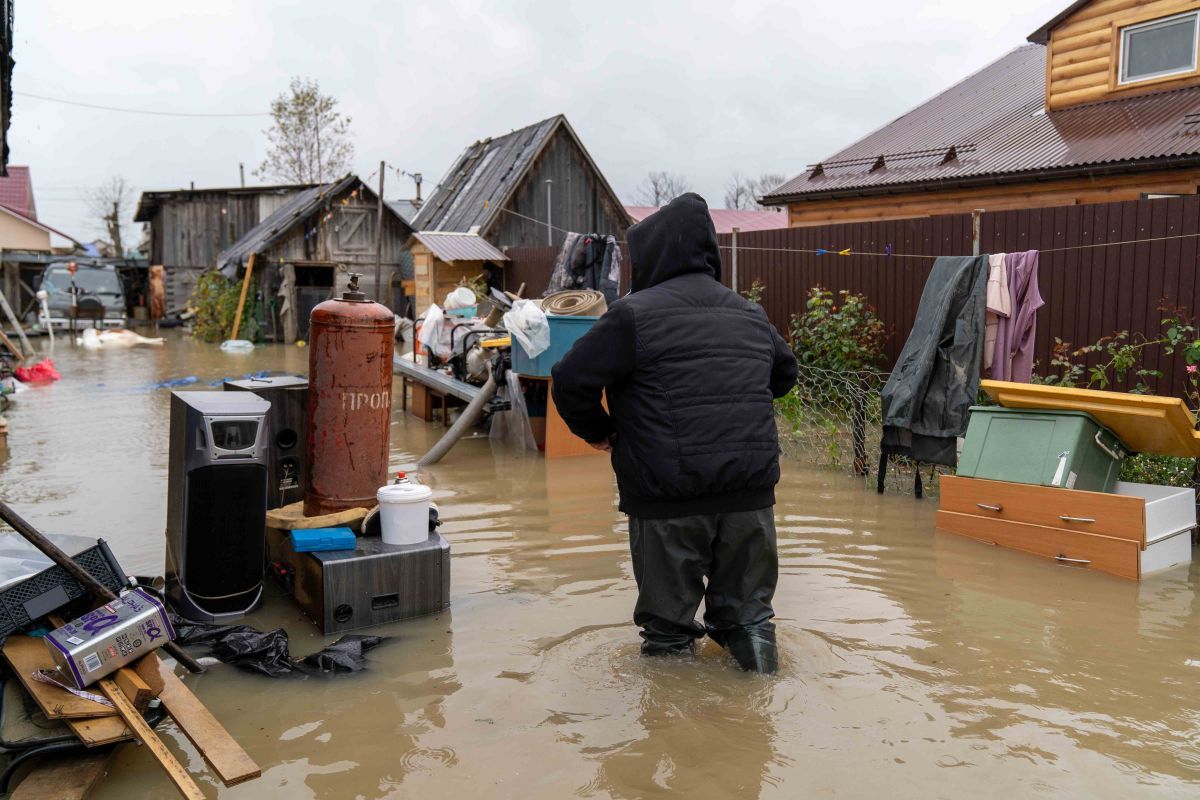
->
[290,527,357,553]
[512,315,600,377]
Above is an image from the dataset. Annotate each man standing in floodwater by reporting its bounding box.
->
[551,193,799,673]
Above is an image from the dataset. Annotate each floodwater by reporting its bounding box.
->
[2,332,1200,799]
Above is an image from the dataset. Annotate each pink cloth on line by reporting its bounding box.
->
[983,253,1010,371]
[989,250,1043,382]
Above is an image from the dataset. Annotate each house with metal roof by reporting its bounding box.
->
[410,114,629,313]
[211,174,413,341]
[764,0,1200,226]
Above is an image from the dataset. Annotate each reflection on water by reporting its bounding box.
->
[2,332,1199,799]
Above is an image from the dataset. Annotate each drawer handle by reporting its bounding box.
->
[975,503,1002,512]
[1059,515,1096,524]
[1055,554,1092,566]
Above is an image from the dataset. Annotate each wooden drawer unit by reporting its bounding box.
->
[941,475,1145,543]
[938,475,1195,580]
[936,510,1142,580]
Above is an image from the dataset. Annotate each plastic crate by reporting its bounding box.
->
[0,540,127,638]
[957,406,1128,492]
[512,315,600,378]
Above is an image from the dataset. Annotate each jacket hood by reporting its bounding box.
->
[628,193,722,292]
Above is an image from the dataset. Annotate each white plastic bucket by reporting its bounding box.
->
[376,483,434,545]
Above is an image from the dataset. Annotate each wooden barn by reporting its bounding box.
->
[764,0,1200,225]
[410,114,630,311]
[215,174,413,342]
[134,183,313,311]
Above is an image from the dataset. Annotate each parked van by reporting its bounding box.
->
[39,261,127,330]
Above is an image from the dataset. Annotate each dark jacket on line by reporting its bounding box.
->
[550,193,799,519]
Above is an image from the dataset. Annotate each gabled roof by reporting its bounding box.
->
[625,205,787,234]
[1027,0,1091,44]
[412,114,630,235]
[0,202,79,245]
[0,166,35,218]
[215,174,411,275]
[764,45,1200,205]
[409,231,509,263]
[134,182,317,222]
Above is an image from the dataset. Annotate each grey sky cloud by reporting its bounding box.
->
[10,0,1058,246]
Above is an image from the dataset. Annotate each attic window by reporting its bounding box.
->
[1118,11,1199,86]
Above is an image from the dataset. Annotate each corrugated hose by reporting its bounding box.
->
[542,290,607,316]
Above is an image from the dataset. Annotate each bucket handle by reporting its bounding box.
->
[1093,431,1125,462]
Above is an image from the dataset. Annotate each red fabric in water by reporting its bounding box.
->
[14,358,61,383]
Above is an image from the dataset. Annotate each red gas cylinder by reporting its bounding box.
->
[304,273,395,516]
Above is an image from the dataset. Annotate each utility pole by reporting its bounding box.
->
[239,162,245,188]
[545,179,553,246]
[731,227,740,293]
[374,160,385,304]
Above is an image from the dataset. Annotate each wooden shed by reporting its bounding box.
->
[407,231,508,313]
[215,174,413,342]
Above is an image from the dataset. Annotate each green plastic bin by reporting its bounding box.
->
[957,406,1129,493]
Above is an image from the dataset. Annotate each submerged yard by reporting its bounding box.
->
[1,335,1198,799]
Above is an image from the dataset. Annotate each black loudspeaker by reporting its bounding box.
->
[224,375,309,509]
[165,391,270,623]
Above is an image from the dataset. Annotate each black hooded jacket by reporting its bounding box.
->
[551,193,799,518]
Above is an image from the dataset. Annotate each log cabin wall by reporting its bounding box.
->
[1047,0,1200,109]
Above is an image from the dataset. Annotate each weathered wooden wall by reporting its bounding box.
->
[1047,0,1200,109]
[507,196,1200,397]
[491,129,629,249]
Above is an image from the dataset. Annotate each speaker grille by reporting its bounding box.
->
[182,464,267,612]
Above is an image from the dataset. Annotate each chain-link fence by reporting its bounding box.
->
[776,365,946,495]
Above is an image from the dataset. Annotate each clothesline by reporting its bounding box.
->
[496,205,1200,260]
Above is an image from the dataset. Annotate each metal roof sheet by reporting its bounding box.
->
[764,44,1200,204]
[410,231,508,263]
[412,116,560,234]
[0,165,33,218]
[625,205,787,234]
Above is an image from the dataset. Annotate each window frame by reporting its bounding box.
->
[1115,10,1200,87]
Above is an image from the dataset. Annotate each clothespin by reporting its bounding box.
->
[838,248,851,256]
[815,248,829,256]
[885,243,893,257]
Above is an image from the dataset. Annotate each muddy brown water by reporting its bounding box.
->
[1,332,1199,798]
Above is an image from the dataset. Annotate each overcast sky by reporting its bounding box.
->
[12,0,1059,245]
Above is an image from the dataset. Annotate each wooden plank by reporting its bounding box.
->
[1051,55,1110,81]
[114,665,154,711]
[1,636,116,719]
[10,749,115,800]
[133,652,167,697]
[97,678,205,800]
[1051,42,1111,67]
[939,475,1146,544]
[155,658,262,787]
[229,252,256,340]
[935,510,1142,580]
[66,715,132,748]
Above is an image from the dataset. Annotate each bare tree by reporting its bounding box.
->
[89,176,133,256]
[748,173,787,206]
[632,171,692,206]
[724,172,789,209]
[724,172,755,209]
[255,77,354,184]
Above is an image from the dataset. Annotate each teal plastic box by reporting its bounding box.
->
[290,527,356,553]
[957,406,1129,493]
[512,315,600,377]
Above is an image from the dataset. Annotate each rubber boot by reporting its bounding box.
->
[640,636,696,658]
[717,626,778,674]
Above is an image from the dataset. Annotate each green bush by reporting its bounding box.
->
[789,287,887,372]
[190,271,261,343]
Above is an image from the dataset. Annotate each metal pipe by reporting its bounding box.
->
[417,372,499,467]
[731,226,740,293]
[0,500,206,674]
[545,180,553,246]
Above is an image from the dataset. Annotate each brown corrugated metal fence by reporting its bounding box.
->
[504,196,1200,396]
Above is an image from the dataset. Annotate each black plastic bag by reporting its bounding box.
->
[170,616,386,677]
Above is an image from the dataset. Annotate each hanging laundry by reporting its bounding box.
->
[879,255,988,477]
[991,251,1043,383]
[983,253,1011,372]
[544,232,621,305]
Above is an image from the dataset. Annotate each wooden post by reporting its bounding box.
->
[374,160,386,304]
[229,253,256,341]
